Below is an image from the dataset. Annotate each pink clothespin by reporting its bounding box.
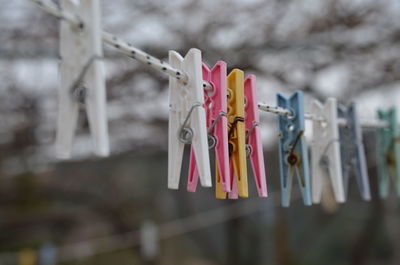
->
[244,75,268,197]
[226,75,268,199]
[187,61,230,193]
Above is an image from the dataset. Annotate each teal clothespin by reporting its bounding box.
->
[277,91,312,207]
[377,107,400,198]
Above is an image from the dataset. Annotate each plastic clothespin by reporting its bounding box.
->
[56,0,109,159]
[311,98,345,204]
[377,107,400,198]
[338,103,371,201]
[243,75,268,197]
[277,91,311,207]
[216,69,248,199]
[168,49,211,190]
[187,62,230,193]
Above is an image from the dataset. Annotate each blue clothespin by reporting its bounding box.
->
[338,103,371,201]
[277,91,312,207]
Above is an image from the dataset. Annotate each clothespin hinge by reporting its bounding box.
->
[245,121,259,157]
[207,111,227,149]
[178,102,202,144]
[286,130,304,166]
[70,55,101,105]
[228,117,245,140]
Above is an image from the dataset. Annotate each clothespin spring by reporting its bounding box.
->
[318,138,341,174]
[207,111,227,149]
[178,103,202,144]
[227,117,245,155]
[284,130,306,189]
[245,122,259,157]
[70,55,102,105]
[285,130,304,166]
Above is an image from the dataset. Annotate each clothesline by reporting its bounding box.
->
[28,0,388,129]
[30,0,187,82]
[258,103,388,128]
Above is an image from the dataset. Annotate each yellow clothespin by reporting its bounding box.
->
[216,69,248,199]
[19,248,37,265]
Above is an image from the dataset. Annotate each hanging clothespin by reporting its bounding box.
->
[338,103,371,201]
[216,69,248,199]
[187,62,230,193]
[56,0,109,158]
[168,49,211,190]
[311,98,345,204]
[243,75,268,197]
[277,91,311,207]
[377,107,400,198]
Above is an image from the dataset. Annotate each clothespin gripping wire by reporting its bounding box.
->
[29,0,219,92]
[28,0,191,84]
[26,0,393,130]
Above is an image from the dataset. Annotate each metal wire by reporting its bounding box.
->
[29,0,82,27]
[102,32,188,84]
[28,0,188,83]
[258,103,293,118]
[28,0,388,129]
[258,103,388,128]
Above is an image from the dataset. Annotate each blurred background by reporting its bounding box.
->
[1,0,400,264]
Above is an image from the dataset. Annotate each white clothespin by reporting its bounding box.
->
[168,49,211,189]
[56,0,109,159]
[311,98,345,204]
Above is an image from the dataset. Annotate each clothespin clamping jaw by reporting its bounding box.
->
[216,69,248,199]
[338,103,371,201]
[56,0,109,158]
[187,61,230,193]
[377,107,400,198]
[311,98,345,204]
[277,91,311,207]
[243,75,268,197]
[168,49,211,190]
